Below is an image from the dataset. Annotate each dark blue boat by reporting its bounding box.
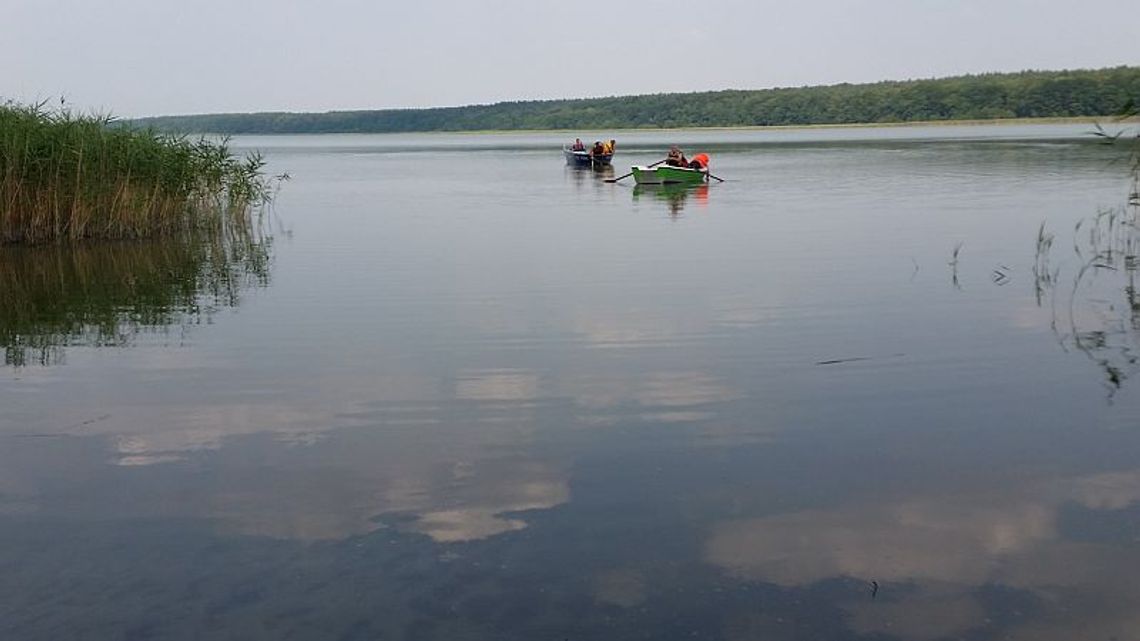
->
[563,147,613,167]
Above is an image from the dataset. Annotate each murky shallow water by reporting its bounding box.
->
[3,124,1139,640]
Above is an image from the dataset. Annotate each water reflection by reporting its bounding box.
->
[633,183,710,217]
[0,406,571,543]
[593,164,615,180]
[565,163,615,194]
[4,131,1140,640]
[705,468,1140,641]
[0,233,272,366]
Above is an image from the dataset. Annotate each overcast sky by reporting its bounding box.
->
[3,0,1136,118]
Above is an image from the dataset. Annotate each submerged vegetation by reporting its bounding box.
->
[0,101,280,244]
[133,66,1140,134]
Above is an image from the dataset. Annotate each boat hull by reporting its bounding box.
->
[564,148,613,167]
[631,165,708,185]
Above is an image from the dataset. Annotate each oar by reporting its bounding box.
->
[707,172,725,182]
[605,159,666,183]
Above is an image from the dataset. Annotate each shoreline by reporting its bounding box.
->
[224,116,1136,137]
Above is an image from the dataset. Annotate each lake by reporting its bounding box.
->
[3,123,1140,640]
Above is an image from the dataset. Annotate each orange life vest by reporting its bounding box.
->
[690,153,709,169]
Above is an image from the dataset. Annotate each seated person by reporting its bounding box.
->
[572,138,586,151]
[665,146,687,167]
[688,153,709,170]
[591,141,606,157]
[601,139,615,155]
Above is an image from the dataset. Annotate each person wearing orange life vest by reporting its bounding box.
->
[688,153,710,170]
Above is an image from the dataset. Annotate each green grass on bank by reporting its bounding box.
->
[1,101,278,245]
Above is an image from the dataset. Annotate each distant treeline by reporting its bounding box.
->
[134,67,1140,134]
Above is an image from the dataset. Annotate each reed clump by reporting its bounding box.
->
[0,101,276,244]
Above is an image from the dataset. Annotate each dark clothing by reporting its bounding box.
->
[666,147,687,166]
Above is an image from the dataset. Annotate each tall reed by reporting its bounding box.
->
[0,101,276,244]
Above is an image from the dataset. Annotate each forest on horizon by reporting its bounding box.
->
[132,66,1140,134]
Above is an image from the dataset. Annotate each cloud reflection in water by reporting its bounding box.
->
[705,470,1140,640]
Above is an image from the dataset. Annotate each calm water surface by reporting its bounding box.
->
[3,124,1140,640]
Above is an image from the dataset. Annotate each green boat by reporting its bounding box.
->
[631,165,708,185]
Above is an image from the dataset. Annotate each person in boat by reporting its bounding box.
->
[688,153,709,170]
[571,138,586,151]
[601,139,615,155]
[665,145,687,167]
[591,141,606,157]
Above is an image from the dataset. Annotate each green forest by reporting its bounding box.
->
[134,67,1140,134]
